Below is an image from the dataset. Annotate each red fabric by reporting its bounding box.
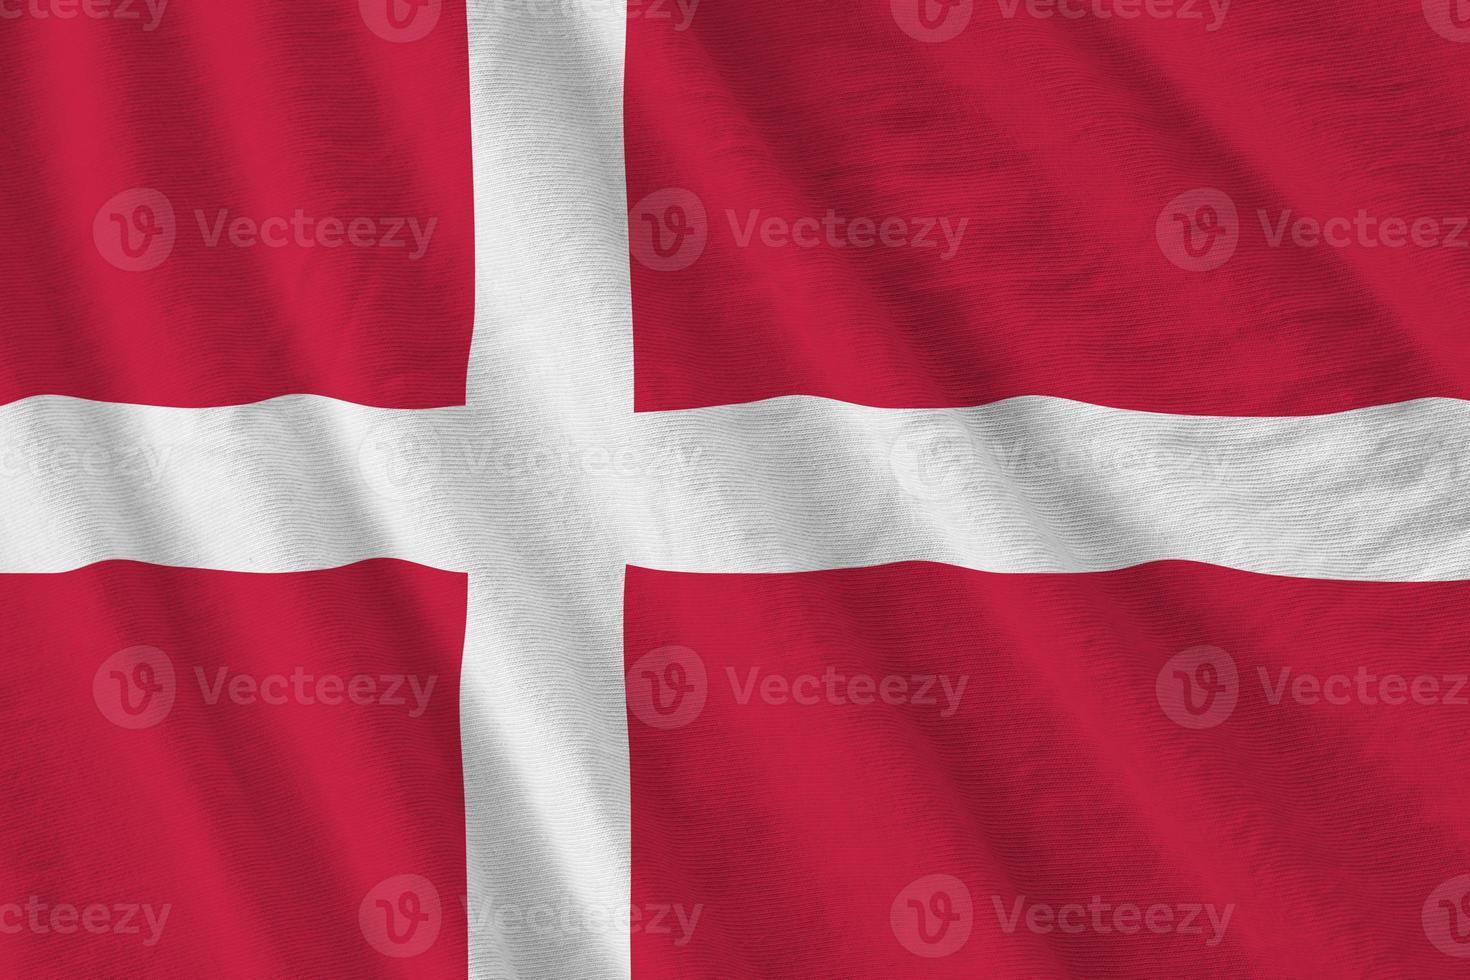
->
[0,560,468,978]
[628,1,1470,414]
[0,3,472,408]
[629,562,1470,977]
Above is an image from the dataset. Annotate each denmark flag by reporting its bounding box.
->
[3,0,1470,978]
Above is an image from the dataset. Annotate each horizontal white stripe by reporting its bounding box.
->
[626,394,1470,581]
[5,394,1467,580]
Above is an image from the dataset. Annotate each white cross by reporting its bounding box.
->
[2,5,1465,980]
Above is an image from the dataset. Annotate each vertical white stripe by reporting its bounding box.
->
[463,1,632,975]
